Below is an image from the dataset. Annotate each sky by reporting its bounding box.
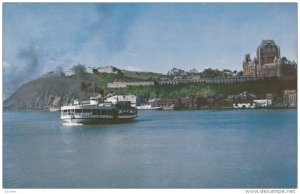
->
[3,3,298,98]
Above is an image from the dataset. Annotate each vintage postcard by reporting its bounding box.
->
[2,2,297,193]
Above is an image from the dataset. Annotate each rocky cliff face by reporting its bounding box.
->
[4,72,101,110]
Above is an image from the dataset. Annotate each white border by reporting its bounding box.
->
[1,1,298,194]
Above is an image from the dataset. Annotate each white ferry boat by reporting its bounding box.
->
[61,97,137,124]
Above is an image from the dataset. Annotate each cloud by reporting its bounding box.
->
[3,4,143,98]
[3,44,43,98]
[88,4,140,54]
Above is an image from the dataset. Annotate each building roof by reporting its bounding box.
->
[258,39,278,50]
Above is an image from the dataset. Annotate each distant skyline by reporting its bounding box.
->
[3,3,298,97]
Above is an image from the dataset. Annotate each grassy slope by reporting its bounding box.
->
[109,77,297,100]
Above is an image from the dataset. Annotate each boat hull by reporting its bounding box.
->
[61,115,137,124]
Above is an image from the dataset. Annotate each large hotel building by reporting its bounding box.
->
[243,40,295,77]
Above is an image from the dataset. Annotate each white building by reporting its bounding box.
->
[97,66,119,74]
[105,95,141,107]
[233,99,272,109]
[86,67,96,74]
[64,69,76,76]
[233,103,255,109]
[253,99,272,107]
[84,66,120,74]
[64,65,120,76]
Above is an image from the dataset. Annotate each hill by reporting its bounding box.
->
[3,68,164,110]
[4,72,94,110]
[3,66,297,110]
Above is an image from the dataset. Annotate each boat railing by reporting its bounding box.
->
[98,102,113,107]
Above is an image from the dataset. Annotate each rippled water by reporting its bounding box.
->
[3,109,297,188]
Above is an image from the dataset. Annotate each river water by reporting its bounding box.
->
[3,109,297,188]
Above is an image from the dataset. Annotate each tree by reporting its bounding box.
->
[237,71,243,76]
[200,68,221,78]
[73,64,86,74]
[281,57,288,64]
[167,68,185,76]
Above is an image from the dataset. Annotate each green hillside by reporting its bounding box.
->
[109,77,297,100]
[4,66,297,111]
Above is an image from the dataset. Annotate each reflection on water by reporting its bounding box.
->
[3,110,297,188]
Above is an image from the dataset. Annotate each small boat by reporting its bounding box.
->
[137,98,163,110]
[60,97,137,124]
[137,105,162,110]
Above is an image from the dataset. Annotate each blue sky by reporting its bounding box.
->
[3,3,298,97]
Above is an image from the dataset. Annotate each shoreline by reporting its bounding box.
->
[3,107,297,112]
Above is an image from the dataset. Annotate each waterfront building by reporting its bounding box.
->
[226,91,256,103]
[283,90,297,107]
[156,97,202,109]
[233,103,255,109]
[157,98,179,108]
[233,99,271,109]
[179,97,198,108]
[266,93,276,104]
[105,95,141,107]
[253,99,272,107]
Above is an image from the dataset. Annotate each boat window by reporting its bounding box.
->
[92,109,97,115]
[83,109,91,114]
